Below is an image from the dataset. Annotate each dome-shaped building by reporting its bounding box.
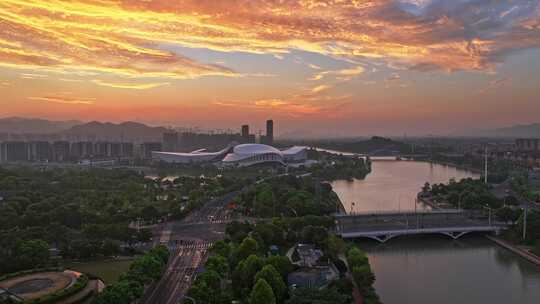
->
[222,144,285,167]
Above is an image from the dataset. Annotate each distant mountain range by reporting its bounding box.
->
[318,136,412,154]
[0,117,168,141]
[0,117,81,134]
[64,121,168,141]
[474,123,540,138]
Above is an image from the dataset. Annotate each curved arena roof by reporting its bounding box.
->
[222,144,284,165]
[152,143,307,167]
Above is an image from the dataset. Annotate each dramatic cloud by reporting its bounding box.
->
[214,97,351,118]
[310,66,365,81]
[311,84,332,93]
[28,94,95,105]
[91,79,170,90]
[1,0,539,80]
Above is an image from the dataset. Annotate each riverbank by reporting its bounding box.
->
[486,235,540,266]
[428,160,484,174]
[332,190,347,213]
[417,195,443,210]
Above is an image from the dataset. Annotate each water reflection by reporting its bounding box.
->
[357,236,540,304]
[332,160,479,213]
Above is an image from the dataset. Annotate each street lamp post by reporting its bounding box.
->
[483,205,492,226]
[523,202,528,241]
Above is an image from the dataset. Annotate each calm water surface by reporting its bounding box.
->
[361,236,540,304]
[331,160,540,304]
[332,160,479,213]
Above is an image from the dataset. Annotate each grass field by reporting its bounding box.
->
[67,259,133,284]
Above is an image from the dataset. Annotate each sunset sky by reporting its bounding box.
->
[1,0,540,137]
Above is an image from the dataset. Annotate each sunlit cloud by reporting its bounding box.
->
[214,96,351,118]
[28,94,95,105]
[59,78,83,82]
[311,84,332,93]
[91,79,170,90]
[310,66,365,81]
[0,0,538,81]
[20,73,48,79]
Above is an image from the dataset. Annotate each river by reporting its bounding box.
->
[330,159,540,304]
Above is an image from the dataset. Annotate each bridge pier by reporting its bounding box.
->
[441,231,468,240]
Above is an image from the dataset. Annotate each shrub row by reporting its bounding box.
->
[26,275,89,304]
[92,245,170,304]
[346,247,381,304]
[0,267,64,282]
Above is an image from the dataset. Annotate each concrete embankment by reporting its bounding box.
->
[332,190,347,214]
[486,235,540,266]
[428,160,484,174]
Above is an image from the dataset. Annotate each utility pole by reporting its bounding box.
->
[523,202,528,241]
[415,198,420,229]
[484,146,488,184]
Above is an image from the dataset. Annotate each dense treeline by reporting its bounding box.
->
[187,217,352,304]
[308,150,371,181]
[0,167,242,274]
[346,247,381,304]
[422,178,502,210]
[432,153,515,183]
[93,245,169,304]
[235,175,341,217]
[318,136,414,155]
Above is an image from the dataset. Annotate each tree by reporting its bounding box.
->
[265,255,294,279]
[287,287,351,304]
[210,240,231,258]
[15,239,49,270]
[233,254,264,298]
[102,239,120,257]
[422,182,431,193]
[325,235,345,258]
[249,279,276,304]
[206,255,229,278]
[300,225,328,246]
[496,207,520,224]
[352,265,376,291]
[237,236,259,261]
[254,265,287,303]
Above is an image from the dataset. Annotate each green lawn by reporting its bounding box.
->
[67,259,133,284]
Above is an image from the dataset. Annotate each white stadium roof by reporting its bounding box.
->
[153,143,308,166]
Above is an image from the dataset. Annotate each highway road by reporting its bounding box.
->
[141,191,238,304]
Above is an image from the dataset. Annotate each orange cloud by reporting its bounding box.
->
[311,84,332,93]
[91,79,170,90]
[0,0,538,81]
[310,66,365,81]
[28,94,95,105]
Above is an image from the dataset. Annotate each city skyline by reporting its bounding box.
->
[1,0,540,136]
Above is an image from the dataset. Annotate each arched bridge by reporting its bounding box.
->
[335,210,506,243]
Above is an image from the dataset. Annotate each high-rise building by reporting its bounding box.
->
[141,142,162,159]
[163,131,179,152]
[241,125,250,139]
[95,142,110,157]
[53,141,71,162]
[71,141,94,159]
[121,142,134,157]
[28,141,52,162]
[516,138,539,151]
[1,141,29,162]
[264,119,274,145]
[110,142,122,157]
